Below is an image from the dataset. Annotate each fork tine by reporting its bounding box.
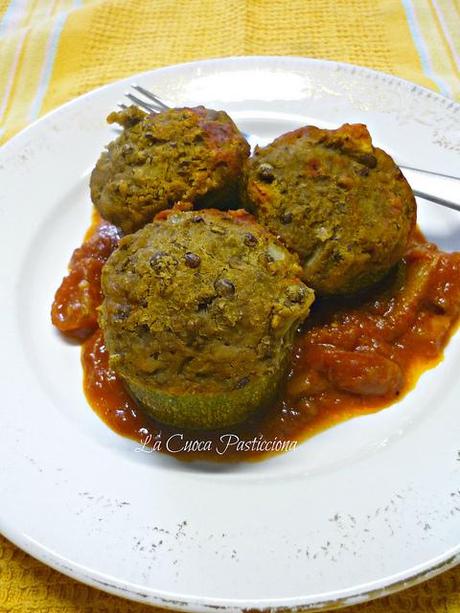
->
[132,85,170,110]
[125,93,159,114]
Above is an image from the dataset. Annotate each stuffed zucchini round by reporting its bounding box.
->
[99,207,314,429]
[90,105,250,234]
[244,123,416,295]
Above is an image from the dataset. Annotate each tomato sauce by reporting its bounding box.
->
[52,215,460,462]
[51,214,120,340]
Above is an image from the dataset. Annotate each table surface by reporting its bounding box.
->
[0,0,459,610]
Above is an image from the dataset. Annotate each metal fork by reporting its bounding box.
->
[122,85,169,113]
[123,84,460,213]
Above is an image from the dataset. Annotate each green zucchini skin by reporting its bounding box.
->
[125,366,284,430]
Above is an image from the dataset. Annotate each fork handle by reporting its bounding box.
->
[399,166,460,213]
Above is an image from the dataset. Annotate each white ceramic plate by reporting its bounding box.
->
[1,56,460,612]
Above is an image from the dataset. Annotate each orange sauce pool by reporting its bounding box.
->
[52,211,460,462]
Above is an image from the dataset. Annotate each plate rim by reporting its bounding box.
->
[2,524,459,612]
[2,54,459,155]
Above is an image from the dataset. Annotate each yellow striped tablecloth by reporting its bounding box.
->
[1,0,459,611]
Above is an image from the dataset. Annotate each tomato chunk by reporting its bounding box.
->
[51,221,120,339]
[304,345,403,397]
